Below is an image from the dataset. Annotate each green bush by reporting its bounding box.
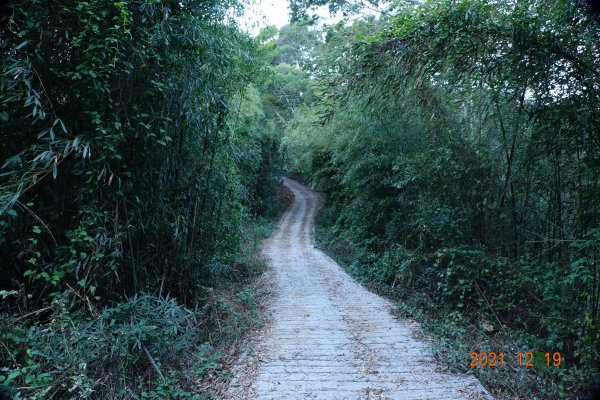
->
[0,294,199,399]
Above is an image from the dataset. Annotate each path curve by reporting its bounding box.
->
[227,178,492,400]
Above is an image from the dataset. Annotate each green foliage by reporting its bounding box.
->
[0,0,280,304]
[288,0,382,22]
[0,294,199,399]
[0,0,283,398]
[291,0,600,397]
[0,216,275,399]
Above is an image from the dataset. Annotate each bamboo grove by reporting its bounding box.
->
[284,0,600,397]
[0,0,282,397]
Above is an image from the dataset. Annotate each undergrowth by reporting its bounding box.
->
[0,216,277,400]
[315,223,597,400]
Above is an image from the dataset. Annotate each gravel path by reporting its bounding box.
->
[227,178,492,400]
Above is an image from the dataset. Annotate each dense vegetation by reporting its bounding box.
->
[2,0,599,398]
[283,0,600,398]
[0,0,284,398]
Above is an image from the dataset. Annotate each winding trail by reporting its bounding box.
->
[228,178,492,400]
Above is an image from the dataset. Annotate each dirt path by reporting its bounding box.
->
[227,178,492,400]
